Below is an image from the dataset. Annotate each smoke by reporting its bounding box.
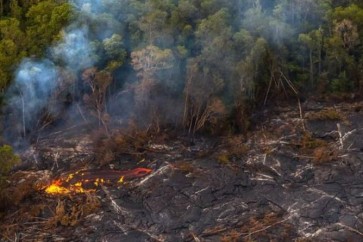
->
[2,0,331,145]
[51,28,97,72]
[6,59,58,133]
[4,0,122,142]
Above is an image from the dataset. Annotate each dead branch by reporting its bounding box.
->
[337,222,363,237]
[337,123,344,150]
[190,232,201,242]
[201,226,230,237]
[77,103,88,122]
[242,217,291,239]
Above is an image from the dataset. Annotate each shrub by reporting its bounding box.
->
[0,145,20,186]
[0,145,20,212]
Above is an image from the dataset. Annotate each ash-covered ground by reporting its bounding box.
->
[2,100,363,241]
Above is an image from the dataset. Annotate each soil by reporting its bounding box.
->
[2,100,363,241]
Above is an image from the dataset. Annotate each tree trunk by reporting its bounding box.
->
[0,0,3,17]
[319,32,324,77]
[309,48,313,87]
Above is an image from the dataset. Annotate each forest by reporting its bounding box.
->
[0,0,363,139]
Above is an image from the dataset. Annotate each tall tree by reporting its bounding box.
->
[299,29,324,87]
[131,45,175,129]
[25,0,71,56]
[0,18,25,90]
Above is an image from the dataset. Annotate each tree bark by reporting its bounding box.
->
[0,0,3,17]
[309,48,313,87]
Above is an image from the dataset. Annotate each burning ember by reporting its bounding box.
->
[45,168,152,195]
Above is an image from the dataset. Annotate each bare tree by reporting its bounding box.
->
[183,60,226,135]
[131,45,174,131]
[82,67,112,135]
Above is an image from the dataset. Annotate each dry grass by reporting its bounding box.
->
[204,212,294,241]
[0,170,101,240]
[173,161,204,177]
[47,193,100,227]
[216,154,230,165]
[306,108,344,121]
[173,161,195,173]
[298,132,339,165]
[92,126,151,166]
[0,193,101,239]
[294,238,313,242]
[0,171,52,211]
[300,132,328,150]
[225,136,249,157]
[215,136,249,166]
[312,146,339,165]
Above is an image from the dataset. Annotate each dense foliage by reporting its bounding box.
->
[0,144,20,185]
[0,0,71,90]
[1,0,363,134]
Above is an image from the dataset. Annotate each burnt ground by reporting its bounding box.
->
[2,100,363,241]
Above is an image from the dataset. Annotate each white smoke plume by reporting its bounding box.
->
[4,0,119,142]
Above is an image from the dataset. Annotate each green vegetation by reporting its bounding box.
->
[0,0,71,91]
[0,144,20,212]
[0,144,20,186]
[1,0,363,134]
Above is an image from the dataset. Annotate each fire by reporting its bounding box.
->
[44,168,152,195]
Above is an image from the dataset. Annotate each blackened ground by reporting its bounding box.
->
[2,100,363,241]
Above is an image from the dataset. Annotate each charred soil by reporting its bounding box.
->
[2,100,363,241]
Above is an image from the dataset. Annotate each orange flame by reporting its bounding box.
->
[44,168,152,195]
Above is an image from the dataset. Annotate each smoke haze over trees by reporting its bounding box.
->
[1,0,363,140]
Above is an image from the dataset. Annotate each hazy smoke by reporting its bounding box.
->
[52,27,97,72]
[6,59,58,132]
[4,0,117,140]
[3,0,328,143]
